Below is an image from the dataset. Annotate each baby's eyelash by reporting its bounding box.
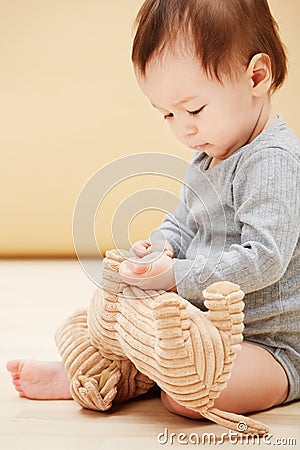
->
[163,105,206,120]
[187,105,206,115]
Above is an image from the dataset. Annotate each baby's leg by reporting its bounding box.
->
[161,341,289,417]
[6,359,72,400]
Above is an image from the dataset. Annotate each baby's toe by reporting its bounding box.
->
[6,359,21,375]
[15,383,22,392]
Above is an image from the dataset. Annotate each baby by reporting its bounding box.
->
[7,0,300,418]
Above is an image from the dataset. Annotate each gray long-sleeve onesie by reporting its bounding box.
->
[154,117,300,402]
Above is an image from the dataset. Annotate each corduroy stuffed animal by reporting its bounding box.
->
[55,249,268,435]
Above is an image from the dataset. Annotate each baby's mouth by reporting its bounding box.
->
[193,143,210,150]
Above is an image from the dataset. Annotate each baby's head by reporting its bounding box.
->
[131,0,288,159]
[132,0,287,92]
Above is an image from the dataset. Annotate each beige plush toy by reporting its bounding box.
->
[55,249,268,435]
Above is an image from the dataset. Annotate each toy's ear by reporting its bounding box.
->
[247,53,272,97]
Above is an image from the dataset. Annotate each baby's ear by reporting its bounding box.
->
[247,53,272,97]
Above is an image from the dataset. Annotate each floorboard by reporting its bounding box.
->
[1,260,299,450]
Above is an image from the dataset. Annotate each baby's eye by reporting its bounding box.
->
[163,112,174,120]
[187,105,206,116]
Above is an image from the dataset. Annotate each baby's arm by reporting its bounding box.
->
[122,148,300,298]
[172,148,300,300]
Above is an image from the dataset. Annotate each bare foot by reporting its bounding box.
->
[6,359,72,400]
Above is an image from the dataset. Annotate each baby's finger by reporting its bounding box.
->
[119,259,151,277]
[131,240,151,257]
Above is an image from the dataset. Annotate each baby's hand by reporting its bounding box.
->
[130,239,152,258]
[131,239,174,258]
[119,251,176,292]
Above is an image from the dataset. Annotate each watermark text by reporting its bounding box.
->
[157,427,297,446]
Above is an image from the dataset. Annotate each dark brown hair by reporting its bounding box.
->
[132,0,287,93]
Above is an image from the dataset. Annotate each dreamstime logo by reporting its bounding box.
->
[157,427,297,446]
[72,152,226,289]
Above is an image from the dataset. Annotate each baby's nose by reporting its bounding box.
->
[171,118,198,142]
[181,125,198,143]
[185,125,198,136]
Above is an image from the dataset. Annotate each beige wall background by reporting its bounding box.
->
[0,0,299,258]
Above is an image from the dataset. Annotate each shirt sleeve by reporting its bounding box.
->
[174,147,300,300]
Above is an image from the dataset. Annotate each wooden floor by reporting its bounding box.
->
[1,260,299,450]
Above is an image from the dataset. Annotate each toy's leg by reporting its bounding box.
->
[55,308,119,410]
[55,306,154,410]
[114,283,268,434]
[115,287,222,411]
[87,288,155,401]
[55,249,155,411]
[162,340,288,416]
